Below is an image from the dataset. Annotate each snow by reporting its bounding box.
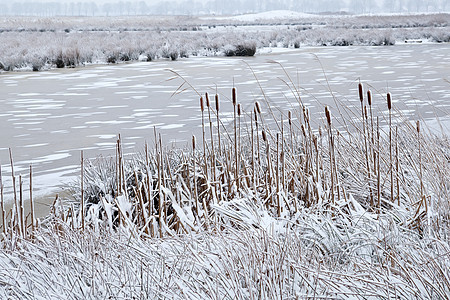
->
[206,10,318,22]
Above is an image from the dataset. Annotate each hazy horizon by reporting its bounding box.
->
[0,0,448,16]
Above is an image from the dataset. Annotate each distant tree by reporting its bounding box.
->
[0,4,8,15]
[138,1,148,15]
[102,3,111,16]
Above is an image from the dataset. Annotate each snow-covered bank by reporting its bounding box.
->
[1,13,448,72]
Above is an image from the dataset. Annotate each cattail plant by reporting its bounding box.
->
[387,92,394,203]
[325,106,336,205]
[359,83,372,208]
[215,93,221,154]
[232,88,239,190]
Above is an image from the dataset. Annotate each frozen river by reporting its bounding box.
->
[1,43,449,207]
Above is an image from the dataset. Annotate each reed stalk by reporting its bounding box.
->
[0,165,5,236]
[276,133,280,216]
[30,165,35,234]
[251,110,256,190]
[19,175,25,237]
[192,135,200,222]
[395,126,400,206]
[81,150,85,231]
[145,142,153,219]
[281,117,285,193]
[417,121,425,211]
[9,148,18,234]
[377,117,381,211]
[158,134,164,237]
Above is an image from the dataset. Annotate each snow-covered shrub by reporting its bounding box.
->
[224,42,256,56]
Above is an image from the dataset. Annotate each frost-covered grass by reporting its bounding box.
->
[0,13,448,71]
[0,75,449,298]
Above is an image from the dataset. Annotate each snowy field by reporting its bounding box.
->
[0,12,449,71]
[0,12,449,299]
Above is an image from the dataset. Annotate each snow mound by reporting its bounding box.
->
[217,10,316,22]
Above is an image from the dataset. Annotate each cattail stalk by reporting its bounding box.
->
[205,93,217,199]
[359,83,372,208]
[200,96,207,177]
[232,88,239,190]
[215,94,221,154]
[325,106,335,205]
[368,90,376,207]
[387,92,393,202]
[255,107,261,168]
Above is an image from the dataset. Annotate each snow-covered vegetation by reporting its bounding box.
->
[0,13,448,71]
[1,77,449,298]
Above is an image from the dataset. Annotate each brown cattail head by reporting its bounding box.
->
[301,124,306,137]
[200,96,204,112]
[262,130,267,142]
[416,120,420,133]
[205,92,210,107]
[387,92,392,110]
[215,94,219,112]
[237,103,241,116]
[192,135,196,150]
[325,106,331,126]
[364,105,368,120]
[255,101,261,114]
[318,126,322,137]
[254,108,258,122]
[288,111,292,126]
[367,90,372,106]
[232,87,236,106]
[358,83,364,103]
